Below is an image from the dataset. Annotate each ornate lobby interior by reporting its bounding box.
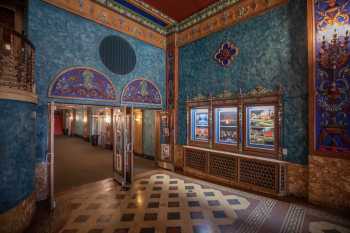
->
[0,0,350,233]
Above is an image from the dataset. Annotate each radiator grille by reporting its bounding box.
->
[184,149,208,172]
[209,153,237,180]
[239,159,277,192]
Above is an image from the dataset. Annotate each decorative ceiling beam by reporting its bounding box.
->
[175,0,288,47]
[43,0,166,48]
[125,0,177,25]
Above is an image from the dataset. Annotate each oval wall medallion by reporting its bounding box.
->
[121,78,162,107]
[99,35,136,75]
[48,67,117,101]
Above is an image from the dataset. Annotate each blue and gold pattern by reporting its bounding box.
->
[49,67,117,101]
[121,78,162,107]
[214,41,239,67]
[315,0,350,154]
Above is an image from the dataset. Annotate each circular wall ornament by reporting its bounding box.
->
[99,35,136,75]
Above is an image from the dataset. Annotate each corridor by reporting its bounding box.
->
[55,136,156,193]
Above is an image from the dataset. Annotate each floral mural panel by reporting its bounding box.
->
[315,0,350,154]
[121,78,162,107]
[49,67,117,101]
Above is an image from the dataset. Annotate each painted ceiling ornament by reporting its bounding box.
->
[214,41,239,67]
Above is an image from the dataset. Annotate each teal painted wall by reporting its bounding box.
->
[27,0,166,162]
[143,110,156,157]
[0,100,36,213]
[178,0,308,164]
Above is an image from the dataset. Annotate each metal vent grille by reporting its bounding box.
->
[184,149,208,172]
[209,153,237,180]
[99,35,136,75]
[239,159,277,192]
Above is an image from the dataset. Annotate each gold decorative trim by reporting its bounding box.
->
[0,192,36,233]
[175,0,287,47]
[126,0,177,24]
[43,0,166,49]
[0,87,38,104]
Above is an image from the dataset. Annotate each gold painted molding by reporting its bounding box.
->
[42,0,166,49]
[0,87,38,104]
[175,0,288,47]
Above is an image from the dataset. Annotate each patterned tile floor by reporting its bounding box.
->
[58,170,350,233]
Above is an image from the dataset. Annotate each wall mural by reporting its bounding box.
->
[314,0,350,155]
[48,67,117,101]
[214,41,239,67]
[121,78,162,107]
[166,35,175,109]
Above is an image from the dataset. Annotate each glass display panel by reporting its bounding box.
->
[191,108,209,141]
[215,107,238,144]
[246,106,275,149]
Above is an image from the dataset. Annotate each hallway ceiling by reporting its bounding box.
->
[138,0,220,22]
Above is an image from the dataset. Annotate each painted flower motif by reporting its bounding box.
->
[214,41,239,67]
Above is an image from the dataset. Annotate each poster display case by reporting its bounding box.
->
[186,87,282,158]
[191,108,209,141]
[242,93,281,157]
[212,98,240,151]
[246,105,275,149]
[187,100,211,147]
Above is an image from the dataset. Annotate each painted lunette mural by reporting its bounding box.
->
[121,78,162,107]
[49,67,117,101]
[178,0,308,164]
[312,0,350,156]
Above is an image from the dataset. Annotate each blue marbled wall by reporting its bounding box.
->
[0,100,36,213]
[143,110,156,157]
[27,0,166,162]
[178,0,308,164]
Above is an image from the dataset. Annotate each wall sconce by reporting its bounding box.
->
[4,43,11,50]
[105,115,111,124]
[83,116,87,123]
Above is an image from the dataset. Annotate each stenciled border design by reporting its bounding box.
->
[175,0,287,47]
[43,0,166,48]
[121,77,163,107]
[48,66,118,102]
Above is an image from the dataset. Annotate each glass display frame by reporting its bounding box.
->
[187,100,211,148]
[212,99,240,152]
[242,101,280,157]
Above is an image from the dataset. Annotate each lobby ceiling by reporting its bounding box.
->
[138,0,220,22]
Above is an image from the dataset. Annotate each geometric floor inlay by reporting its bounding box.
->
[58,170,350,233]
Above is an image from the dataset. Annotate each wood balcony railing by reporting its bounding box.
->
[0,25,35,96]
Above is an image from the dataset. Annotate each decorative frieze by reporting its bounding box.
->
[43,0,166,48]
[175,0,287,47]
